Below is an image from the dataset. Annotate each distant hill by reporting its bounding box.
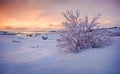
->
[0,27,120,36]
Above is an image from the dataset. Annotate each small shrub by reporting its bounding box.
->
[42,36,48,40]
[57,10,110,53]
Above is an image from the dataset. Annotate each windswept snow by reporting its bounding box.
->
[0,31,120,74]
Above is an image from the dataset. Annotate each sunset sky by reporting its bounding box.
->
[0,0,120,31]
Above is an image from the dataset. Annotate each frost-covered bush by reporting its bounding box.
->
[57,10,110,53]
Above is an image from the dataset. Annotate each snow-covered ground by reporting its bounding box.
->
[0,29,120,74]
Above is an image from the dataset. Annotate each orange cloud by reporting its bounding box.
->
[99,20,111,24]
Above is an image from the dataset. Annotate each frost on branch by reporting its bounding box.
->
[57,10,110,53]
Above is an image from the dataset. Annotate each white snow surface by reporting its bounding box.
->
[0,32,120,74]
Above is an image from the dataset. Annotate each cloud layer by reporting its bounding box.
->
[0,0,120,31]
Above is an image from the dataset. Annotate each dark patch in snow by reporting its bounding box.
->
[30,46,41,48]
[42,36,48,40]
[12,40,22,43]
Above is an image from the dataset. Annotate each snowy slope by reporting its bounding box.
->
[108,27,120,36]
[0,31,120,74]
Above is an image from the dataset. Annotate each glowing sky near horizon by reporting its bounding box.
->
[0,0,120,31]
